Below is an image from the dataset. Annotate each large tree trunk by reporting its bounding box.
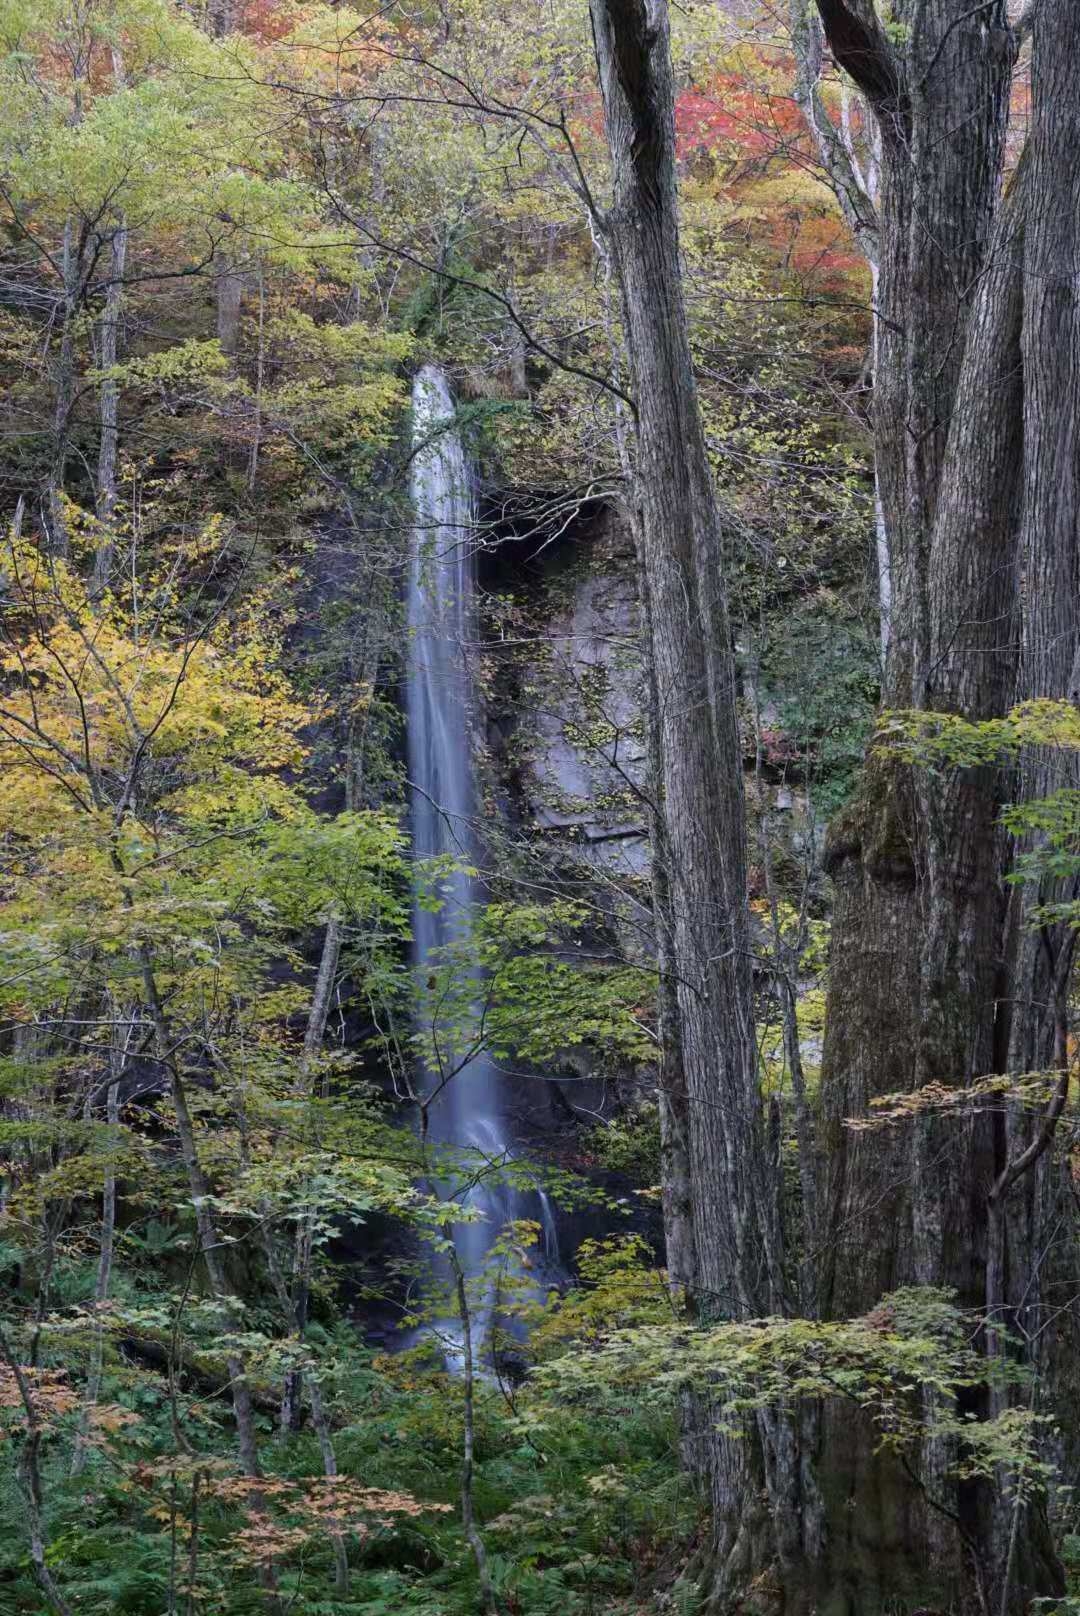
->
[589,1,819,1601]
[589,0,780,1324]
[991,4,1080,1599]
[591,0,1078,1606]
[810,1,1079,1609]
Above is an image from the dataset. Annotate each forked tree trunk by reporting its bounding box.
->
[595,0,1078,1608]
[811,0,1079,1609]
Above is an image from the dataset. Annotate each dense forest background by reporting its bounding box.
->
[0,0,1077,1612]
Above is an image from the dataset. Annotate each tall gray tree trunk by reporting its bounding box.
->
[589,0,780,1324]
[589,1,820,1601]
[215,256,243,356]
[45,217,83,558]
[91,217,128,597]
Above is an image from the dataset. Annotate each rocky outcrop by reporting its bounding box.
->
[482,505,651,895]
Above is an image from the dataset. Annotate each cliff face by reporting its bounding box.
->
[483,504,651,904]
[473,504,662,1182]
[478,501,825,923]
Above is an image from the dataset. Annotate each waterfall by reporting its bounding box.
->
[405,365,511,1283]
[405,365,563,1338]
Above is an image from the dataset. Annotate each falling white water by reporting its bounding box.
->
[406,365,543,1295]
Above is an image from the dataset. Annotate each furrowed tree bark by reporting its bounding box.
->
[814,0,1012,1305]
[589,0,822,1602]
[991,3,1080,1595]
[631,512,696,1302]
[605,249,696,1302]
[810,0,1079,1609]
[816,0,1013,1291]
[651,808,697,1305]
[589,0,779,1328]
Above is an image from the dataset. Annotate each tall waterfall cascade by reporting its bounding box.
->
[405,365,557,1290]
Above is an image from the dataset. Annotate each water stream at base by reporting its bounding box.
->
[405,365,560,1350]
